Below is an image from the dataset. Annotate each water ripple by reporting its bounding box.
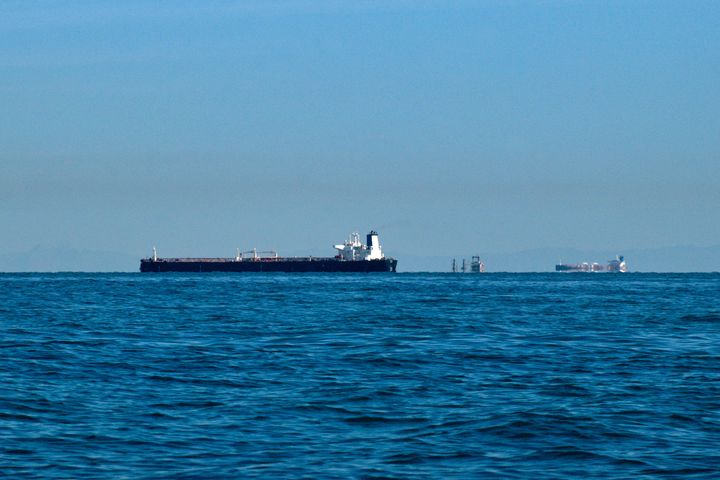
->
[1,272,720,478]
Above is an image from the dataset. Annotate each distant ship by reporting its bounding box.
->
[140,231,398,273]
[451,256,485,273]
[555,255,628,273]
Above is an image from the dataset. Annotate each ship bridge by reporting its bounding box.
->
[334,231,385,261]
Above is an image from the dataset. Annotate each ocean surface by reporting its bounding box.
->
[1,273,719,479]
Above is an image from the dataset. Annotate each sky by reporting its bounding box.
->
[1,1,719,270]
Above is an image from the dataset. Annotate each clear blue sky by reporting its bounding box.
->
[2,1,719,265]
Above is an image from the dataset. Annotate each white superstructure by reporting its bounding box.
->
[334,231,385,261]
[607,255,628,272]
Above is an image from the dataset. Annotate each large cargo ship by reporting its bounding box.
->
[140,231,397,273]
[555,255,628,273]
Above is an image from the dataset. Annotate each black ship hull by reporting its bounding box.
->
[140,258,397,273]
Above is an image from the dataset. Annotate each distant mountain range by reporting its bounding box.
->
[1,244,719,273]
[0,246,137,273]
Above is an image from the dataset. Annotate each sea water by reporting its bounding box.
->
[1,273,719,478]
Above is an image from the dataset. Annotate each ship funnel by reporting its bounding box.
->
[365,231,383,260]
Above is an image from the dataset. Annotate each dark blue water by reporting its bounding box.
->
[1,273,719,478]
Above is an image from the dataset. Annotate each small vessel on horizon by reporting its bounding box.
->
[555,255,628,273]
[451,256,485,273]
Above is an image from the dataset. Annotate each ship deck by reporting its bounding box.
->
[147,257,337,263]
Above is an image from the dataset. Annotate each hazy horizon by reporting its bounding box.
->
[2,242,719,273]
